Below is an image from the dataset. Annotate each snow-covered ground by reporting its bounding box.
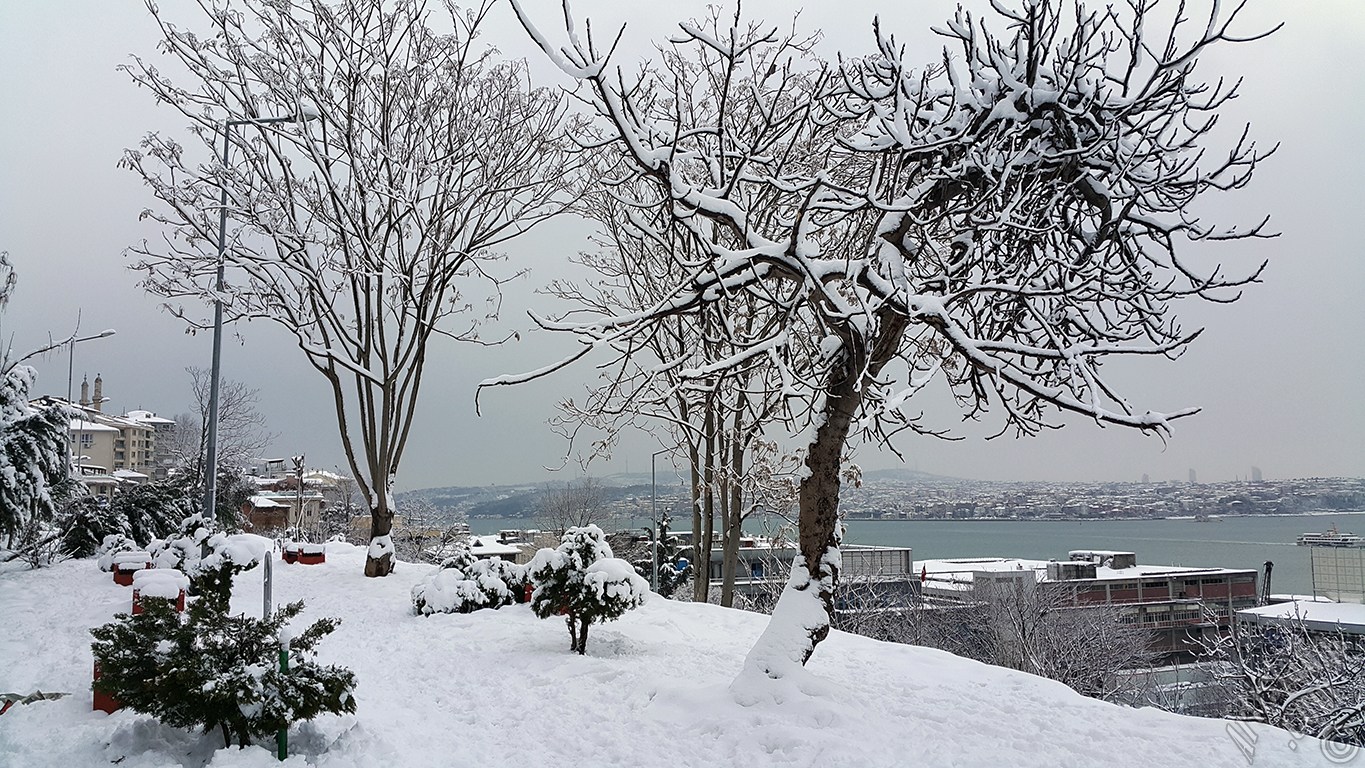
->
[0,543,1345,767]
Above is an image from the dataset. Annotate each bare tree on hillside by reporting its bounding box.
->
[123,0,580,576]
[172,366,274,482]
[538,478,609,534]
[496,0,1275,676]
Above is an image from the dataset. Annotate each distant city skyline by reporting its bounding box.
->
[2,0,1362,491]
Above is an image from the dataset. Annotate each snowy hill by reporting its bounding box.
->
[0,545,1341,767]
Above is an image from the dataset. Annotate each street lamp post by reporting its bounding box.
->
[203,110,319,529]
[650,448,671,591]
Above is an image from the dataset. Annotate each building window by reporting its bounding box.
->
[80,434,93,448]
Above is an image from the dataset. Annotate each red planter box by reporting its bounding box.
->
[298,551,325,565]
[92,662,122,714]
[282,549,299,564]
[132,588,186,614]
[112,564,148,587]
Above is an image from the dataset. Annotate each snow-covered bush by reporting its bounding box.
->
[411,541,527,615]
[90,557,356,749]
[528,525,648,654]
[148,512,211,572]
[95,534,139,572]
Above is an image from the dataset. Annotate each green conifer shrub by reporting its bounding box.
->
[90,558,356,749]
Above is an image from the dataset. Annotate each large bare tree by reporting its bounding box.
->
[494,0,1274,677]
[123,0,579,575]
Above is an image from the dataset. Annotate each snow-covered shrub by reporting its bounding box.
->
[528,525,649,654]
[411,542,526,616]
[90,557,356,749]
[148,513,211,572]
[95,534,139,572]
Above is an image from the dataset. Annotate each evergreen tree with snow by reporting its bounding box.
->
[528,525,649,654]
[91,557,356,749]
[108,475,197,546]
[0,372,72,556]
[59,494,128,559]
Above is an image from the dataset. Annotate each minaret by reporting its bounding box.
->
[93,374,105,413]
[79,376,90,408]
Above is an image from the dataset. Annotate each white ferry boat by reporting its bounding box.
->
[1296,524,1365,547]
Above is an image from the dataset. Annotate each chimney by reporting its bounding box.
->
[93,374,104,412]
[80,376,90,407]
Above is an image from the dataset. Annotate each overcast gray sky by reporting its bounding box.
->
[1,0,1362,491]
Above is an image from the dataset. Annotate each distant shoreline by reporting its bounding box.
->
[840,510,1365,523]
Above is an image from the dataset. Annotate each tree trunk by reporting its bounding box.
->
[690,395,716,603]
[364,497,395,577]
[719,409,745,608]
[734,350,860,681]
[575,619,590,655]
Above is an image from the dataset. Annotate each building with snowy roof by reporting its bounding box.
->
[1237,599,1365,637]
[919,549,1258,661]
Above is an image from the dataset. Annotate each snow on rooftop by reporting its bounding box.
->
[124,410,176,424]
[1239,599,1365,632]
[68,419,118,432]
[0,548,1342,767]
[920,556,1253,584]
[469,535,523,556]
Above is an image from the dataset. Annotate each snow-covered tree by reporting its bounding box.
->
[59,495,128,559]
[1204,610,1365,749]
[0,383,71,557]
[501,0,1274,674]
[528,525,648,654]
[90,557,356,749]
[122,0,581,577]
[108,476,197,547]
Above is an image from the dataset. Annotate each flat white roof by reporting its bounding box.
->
[124,410,176,424]
[1239,600,1365,633]
[920,557,1254,584]
[470,536,523,557]
[69,419,119,432]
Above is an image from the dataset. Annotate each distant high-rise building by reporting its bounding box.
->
[1141,473,1150,484]
[1188,468,1198,484]
[1251,466,1263,482]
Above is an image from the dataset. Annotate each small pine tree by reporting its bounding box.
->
[91,559,356,749]
[528,525,649,654]
[630,520,692,599]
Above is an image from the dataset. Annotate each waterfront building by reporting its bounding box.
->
[919,549,1258,661]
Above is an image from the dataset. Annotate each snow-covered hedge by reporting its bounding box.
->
[411,542,528,615]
